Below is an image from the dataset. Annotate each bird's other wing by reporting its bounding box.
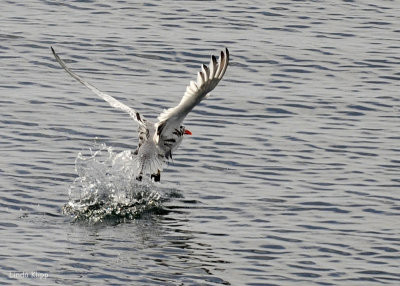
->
[51,47,146,126]
[154,48,229,143]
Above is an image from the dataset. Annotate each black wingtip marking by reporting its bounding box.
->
[221,48,229,63]
[199,71,205,82]
[165,150,172,160]
[157,121,166,136]
[172,128,185,136]
[211,55,217,64]
[136,112,142,122]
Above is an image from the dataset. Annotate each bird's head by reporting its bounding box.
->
[181,126,192,136]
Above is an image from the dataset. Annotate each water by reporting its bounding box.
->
[1,1,399,285]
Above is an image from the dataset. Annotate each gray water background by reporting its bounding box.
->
[1,1,399,285]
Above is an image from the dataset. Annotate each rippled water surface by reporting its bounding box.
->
[1,1,400,285]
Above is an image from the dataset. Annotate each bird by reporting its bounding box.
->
[51,46,229,182]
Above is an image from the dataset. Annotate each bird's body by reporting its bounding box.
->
[51,47,229,181]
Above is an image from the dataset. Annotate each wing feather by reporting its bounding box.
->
[217,49,229,79]
[51,47,146,126]
[155,48,229,142]
[209,55,217,79]
[197,71,205,84]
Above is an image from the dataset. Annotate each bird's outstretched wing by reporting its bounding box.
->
[154,48,229,143]
[51,47,146,126]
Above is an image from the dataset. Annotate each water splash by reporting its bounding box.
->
[63,143,165,223]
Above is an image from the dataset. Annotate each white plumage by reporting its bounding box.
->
[52,47,229,181]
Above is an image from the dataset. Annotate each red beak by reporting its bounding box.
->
[184,129,192,135]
